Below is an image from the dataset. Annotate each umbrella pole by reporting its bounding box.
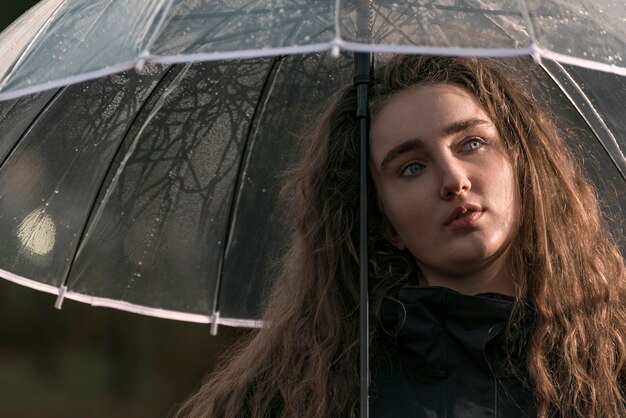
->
[354,51,371,418]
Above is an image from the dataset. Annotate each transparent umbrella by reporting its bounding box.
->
[0,1,624,416]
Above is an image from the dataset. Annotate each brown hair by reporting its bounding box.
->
[177,56,626,417]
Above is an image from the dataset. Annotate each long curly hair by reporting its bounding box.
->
[177,55,626,418]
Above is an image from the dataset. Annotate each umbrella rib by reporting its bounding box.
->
[210,56,282,332]
[541,61,626,181]
[56,64,184,298]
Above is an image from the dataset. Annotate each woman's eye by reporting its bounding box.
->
[400,162,425,177]
[463,138,484,151]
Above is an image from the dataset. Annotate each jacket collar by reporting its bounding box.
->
[380,285,518,377]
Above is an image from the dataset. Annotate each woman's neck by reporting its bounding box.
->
[417,256,516,296]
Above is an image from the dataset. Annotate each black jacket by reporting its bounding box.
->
[370,285,536,417]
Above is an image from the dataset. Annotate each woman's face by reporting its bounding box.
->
[369,83,519,281]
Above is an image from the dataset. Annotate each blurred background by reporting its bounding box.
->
[0,3,250,417]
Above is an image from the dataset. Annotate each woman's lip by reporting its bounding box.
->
[447,210,484,229]
[445,204,484,226]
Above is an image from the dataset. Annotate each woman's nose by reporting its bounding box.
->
[439,160,471,199]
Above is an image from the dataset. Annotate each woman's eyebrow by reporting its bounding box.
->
[443,118,492,136]
[380,139,424,171]
[379,118,492,172]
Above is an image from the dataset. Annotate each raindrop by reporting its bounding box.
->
[261,188,267,193]
[54,190,59,194]
[331,45,340,57]
[217,240,222,245]
[138,261,143,266]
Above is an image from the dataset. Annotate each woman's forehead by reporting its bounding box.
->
[370,84,495,154]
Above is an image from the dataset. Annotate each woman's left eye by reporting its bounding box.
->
[462,138,484,151]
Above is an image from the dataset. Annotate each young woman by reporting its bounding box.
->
[177,56,626,417]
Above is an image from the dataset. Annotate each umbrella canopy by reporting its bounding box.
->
[0,0,624,327]
[0,0,624,100]
[0,54,354,325]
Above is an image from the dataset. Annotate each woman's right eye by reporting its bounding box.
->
[400,162,425,177]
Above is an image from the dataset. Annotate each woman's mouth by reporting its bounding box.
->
[445,204,484,229]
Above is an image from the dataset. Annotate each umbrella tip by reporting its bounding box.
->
[210,311,220,336]
[135,50,150,73]
[530,43,542,66]
[54,286,67,309]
